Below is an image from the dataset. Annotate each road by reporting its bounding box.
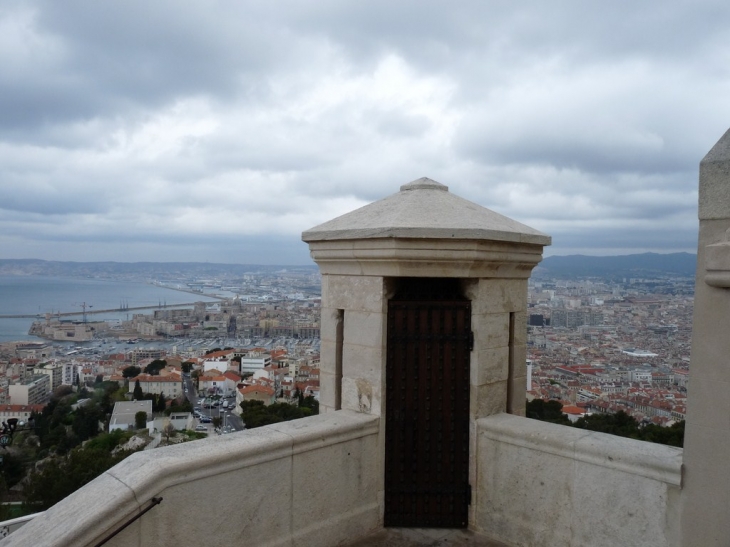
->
[183,374,245,433]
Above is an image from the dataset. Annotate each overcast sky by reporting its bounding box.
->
[1,1,728,265]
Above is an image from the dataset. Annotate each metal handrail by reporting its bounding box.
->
[0,511,45,539]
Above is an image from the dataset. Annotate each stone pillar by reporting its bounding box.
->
[681,128,730,545]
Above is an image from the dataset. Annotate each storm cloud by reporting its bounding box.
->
[1,0,728,263]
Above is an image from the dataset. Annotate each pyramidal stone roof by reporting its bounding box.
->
[302,177,551,246]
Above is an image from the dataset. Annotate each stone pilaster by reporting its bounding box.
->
[681,128,730,546]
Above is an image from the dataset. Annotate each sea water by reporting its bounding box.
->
[0,275,219,343]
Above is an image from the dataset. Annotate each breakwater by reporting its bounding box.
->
[0,302,205,319]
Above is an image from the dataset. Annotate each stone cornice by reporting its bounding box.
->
[307,237,545,278]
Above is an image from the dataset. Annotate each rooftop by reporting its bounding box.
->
[302,177,550,245]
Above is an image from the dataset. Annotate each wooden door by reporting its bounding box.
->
[384,280,471,528]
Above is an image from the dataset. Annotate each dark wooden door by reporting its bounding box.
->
[384,284,471,528]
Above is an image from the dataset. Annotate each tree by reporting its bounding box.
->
[135,411,147,430]
[300,395,319,415]
[53,385,74,399]
[162,422,176,443]
[143,359,167,376]
[23,446,136,511]
[212,417,222,429]
[153,393,167,413]
[181,361,194,374]
[165,398,193,416]
[527,399,685,448]
[239,400,314,429]
[526,399,571,425]
[133,379,143,400]
[574,410,640,438]
[72,402,104,442]
[122,365,141,378]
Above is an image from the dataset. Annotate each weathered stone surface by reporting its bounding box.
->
[471,313,510,350]
[303,178,550,245]
[318,370,337,412]
[511,344,527,379]
[466,279,529,314]
[699,128,730,220]
[470,346,509,386]
[342,310,385,349]
[470,382,508,418]
[477,414,682,547]
[3,412,381,547]
[307,238,546,278]
[321,275,386,312]
[683,129,730,545]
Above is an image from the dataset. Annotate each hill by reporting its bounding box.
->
[536,252,697,279]
[0,259,317,281]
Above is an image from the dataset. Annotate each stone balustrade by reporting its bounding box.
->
[0,411,687,546]
[475,413,683,547]
[0,411,380,547]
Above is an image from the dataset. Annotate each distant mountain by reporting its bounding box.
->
[0,259,318,280]
[537,252,697,279]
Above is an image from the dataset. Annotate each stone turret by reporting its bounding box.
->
[303,177,550,529]
[303,177,550,417]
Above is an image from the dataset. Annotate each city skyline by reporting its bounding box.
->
[2,1,729,265]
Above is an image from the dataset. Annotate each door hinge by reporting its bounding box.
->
[468,331,474,351]
[467,484,472,505]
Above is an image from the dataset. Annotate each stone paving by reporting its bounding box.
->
[340,528,511,547]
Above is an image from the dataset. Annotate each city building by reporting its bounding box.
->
[109,400,153,432]
[32,362,63,391]
[128,374,181,399]
[8,375,50,406]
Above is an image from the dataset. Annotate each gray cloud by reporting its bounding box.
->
[0,0,728,264]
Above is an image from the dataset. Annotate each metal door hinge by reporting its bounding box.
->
[468,331,474,351]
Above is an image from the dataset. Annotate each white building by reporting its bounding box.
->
[33,363,64,390]
[239,351,272,374]
[109,400,153,432]
[8,375,50,406]
[128,374,182,399]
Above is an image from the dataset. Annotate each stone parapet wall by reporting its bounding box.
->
[475,413,682,547]
[1,411,380,547]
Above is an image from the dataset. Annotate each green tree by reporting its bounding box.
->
[72,402,104,442]
[133,379,143,400]
[212,417,222,429]
[135,411,147,429]
[526,399,571,425]
[181,361,194,374]
[23,447,137,511]
[300,395,319,414]
[153,393,167,413]
[574,410,640,438]
[165,398,193,416]
[637,420,685,448]
[122,365,141,378]
[239,400,313,429]
[143,359,167,376]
